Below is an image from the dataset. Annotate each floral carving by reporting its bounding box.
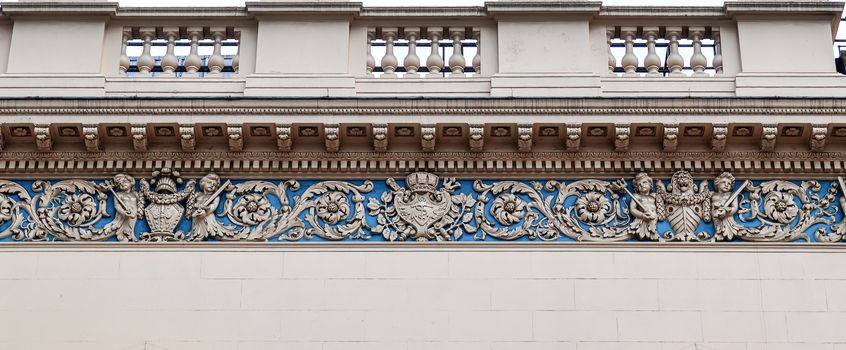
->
[0,170,845,244]
[575,192,612,224]
[764,192,799,224]
[490,194,526,225]
[232,193,272,226]
[316,192,350,225]
[57,194,97,226]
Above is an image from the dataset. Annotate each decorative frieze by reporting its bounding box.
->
[2,169,844,243]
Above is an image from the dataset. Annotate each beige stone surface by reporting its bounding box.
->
[0,245,844,348]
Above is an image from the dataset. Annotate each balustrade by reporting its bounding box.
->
[119,27,240,78]
[606,26,723,78]
[366,26,481,78]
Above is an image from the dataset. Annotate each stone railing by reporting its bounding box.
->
[366,26,481,78]
[606,26,723,77]
[120,27,241,78]
[0,0,841,97]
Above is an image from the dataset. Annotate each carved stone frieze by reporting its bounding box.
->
[0,169,843,244]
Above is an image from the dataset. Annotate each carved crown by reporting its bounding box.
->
[406,172,439,193]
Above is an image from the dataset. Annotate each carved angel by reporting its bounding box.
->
[625,173,658,241]
[186,173,241,241]
[709,172,752,241]
[97,174,143,242]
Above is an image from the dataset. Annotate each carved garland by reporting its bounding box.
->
[1,169,845,243]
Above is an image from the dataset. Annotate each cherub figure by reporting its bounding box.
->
[186,173,240,241]
[99,174,143,242]
[627,173,659,240]
[711,172,744,241]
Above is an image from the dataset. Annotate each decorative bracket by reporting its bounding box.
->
[566,123,581,152]
[421,124,436,152]
[131,125,147,152]
[373,123,388,152]
[663,124,679,152]
[517,123,533,152]
[34,125,52,152]
[83,125,100,152]
[469,124,484,152]
[276,124,292,152]
[761,124,777,152]
[325,124,340,152]
[179,125,196,152]
[810,124,827,152]
[711,123,727,152]
[227,124,243,152]
[614,124,630,152]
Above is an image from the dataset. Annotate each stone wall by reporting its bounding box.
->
[0,244,843,350]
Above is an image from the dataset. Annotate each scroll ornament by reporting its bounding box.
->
[0,169,843,243]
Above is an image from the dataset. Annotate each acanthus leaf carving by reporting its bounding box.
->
[0,169,843,244]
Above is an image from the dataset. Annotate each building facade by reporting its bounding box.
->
[1,0,846,348]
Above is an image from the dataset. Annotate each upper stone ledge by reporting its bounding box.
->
[485,1,603,14]
[724,0,845,14]
[599,6,727,18]
[245,1,362,14]
[0,1,118,15]
[116,7,249,18]
[358,6,488,18]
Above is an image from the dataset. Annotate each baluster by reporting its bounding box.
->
[403,27,421,78]
[606,26,616,76]
[689,27,707,77]
[365,27,375,78]
[233,29,241,75]
[184,27,203,78]
[448,27,466,78]
[472,27,481,77]
[207,27,226,77]
[666,27,684,77]
[380,28,399,78]
[620,27,638,77]
[712,27,723,76]
[643,27,661,77]
[119,28,131,76]
[136,28,155,77]
[426,28,444,78]
[160,27,179,77]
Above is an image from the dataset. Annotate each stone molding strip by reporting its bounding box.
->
[0,153,842,178]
